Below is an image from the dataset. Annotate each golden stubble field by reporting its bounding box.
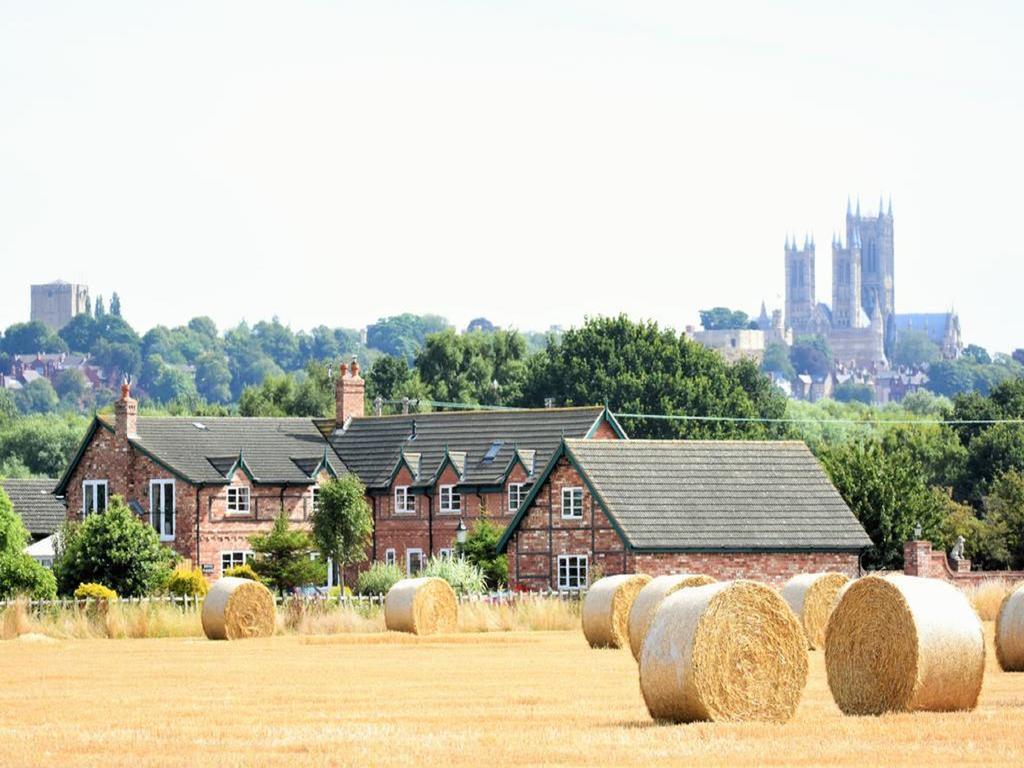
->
[1,625,1022,767]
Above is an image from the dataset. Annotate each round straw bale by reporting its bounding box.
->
[825,574,985,714]
[781,572,851,650]
[639,580,808,723]
[201,577,276,641]
[627,573,715,660]
[996,582,1024,671]
[384,577,457,635]
[582,573,652,649]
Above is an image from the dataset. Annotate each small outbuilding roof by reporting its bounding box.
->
[1,478,65,537]
[499,439,872,553]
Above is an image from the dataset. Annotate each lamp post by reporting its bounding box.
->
[455,518,468,546]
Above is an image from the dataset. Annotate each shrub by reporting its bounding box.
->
[0,553,57,600]
[457,515,508,589]
[357,561,404,596]
[223,563,260,581]
[249,513,326,593]
[420,555,486,596]
[54,497,178,597]
[164,565,209,597]
[74,582,118,601]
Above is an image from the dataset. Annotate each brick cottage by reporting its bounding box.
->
[55,361,626,579]
[498,439,871,589]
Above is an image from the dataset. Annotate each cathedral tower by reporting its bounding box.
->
[847,197,895,349]
[784,234,816,335]
[831,229,862,329]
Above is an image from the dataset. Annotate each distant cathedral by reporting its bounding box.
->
[776,198,960,369]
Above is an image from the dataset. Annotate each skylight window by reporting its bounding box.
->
[482,440,503,462]
[192,422,208,431]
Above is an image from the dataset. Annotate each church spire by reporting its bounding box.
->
[856,198,861,217]
[887,196,893,217]
[878,194,884,218]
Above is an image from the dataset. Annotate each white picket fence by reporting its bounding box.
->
[0,589,583,614]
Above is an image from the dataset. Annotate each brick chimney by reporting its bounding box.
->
[336,357,365,427]
[115,379,138,440]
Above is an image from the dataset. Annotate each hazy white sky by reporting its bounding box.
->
[1,1,1021,350]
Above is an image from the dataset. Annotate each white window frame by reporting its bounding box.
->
[311,486,321,515]
[394,486,414,515]
[226,485,251,515]
[406,547,425,576]
[561,487,584,519]
[221,550,253,573]
[384,548,396,567]
[439,484,461,514]
[82,480,108,517]
[557,554,589,591]
[149,479,175,541]
[438,548,453,560]
[508,482,525,513]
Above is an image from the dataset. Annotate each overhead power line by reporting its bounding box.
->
[614,412,1024,427]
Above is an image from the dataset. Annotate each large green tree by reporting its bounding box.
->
[518,315,786,439]
[310,475,373,587]
[366,313,449,360]
[699,307,752,331]
[819,437,946,569]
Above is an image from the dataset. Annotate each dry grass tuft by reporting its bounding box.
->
[826,575,985,715]
[962,578,1020,621]
[640,580,808,723]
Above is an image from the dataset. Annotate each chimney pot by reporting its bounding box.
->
[335,357,365,427]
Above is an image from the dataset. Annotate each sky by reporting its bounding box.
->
[1,1,1021,351]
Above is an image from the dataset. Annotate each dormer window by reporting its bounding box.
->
[439,485,461,514]
[394,486,414,514]
[226,485,250,515]
[508,483,526,513]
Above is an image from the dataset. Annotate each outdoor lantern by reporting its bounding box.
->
[455,518,468,545]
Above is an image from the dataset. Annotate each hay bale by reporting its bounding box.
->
[781,572,851,650]
[996,582,1024,672]
[201,577,276,641]
[384,577,457,635]
[825,574,985,714]
[639,580,808,723]
[627,573,715,660]
[582,573,652,649]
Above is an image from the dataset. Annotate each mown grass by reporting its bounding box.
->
[0,624,1021,767]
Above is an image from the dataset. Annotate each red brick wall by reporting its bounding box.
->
[504,458,861,589]
[903,539,1024,584]
[65,425,319,579]
[589,419,620,440]
[370,462,532,574]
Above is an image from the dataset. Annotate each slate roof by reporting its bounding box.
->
[501,439,871,552]
[1,478,65,537]
[55,417,345,492]
[327,407,617,490]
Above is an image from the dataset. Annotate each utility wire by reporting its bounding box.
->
[613,412,1024,427]
[382,398,1024,426]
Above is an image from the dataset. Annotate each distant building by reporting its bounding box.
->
[31,281,89,331]
[687,326,765,364]
[894,313,962,359]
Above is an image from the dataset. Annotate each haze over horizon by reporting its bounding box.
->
[2,2,1021,351]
